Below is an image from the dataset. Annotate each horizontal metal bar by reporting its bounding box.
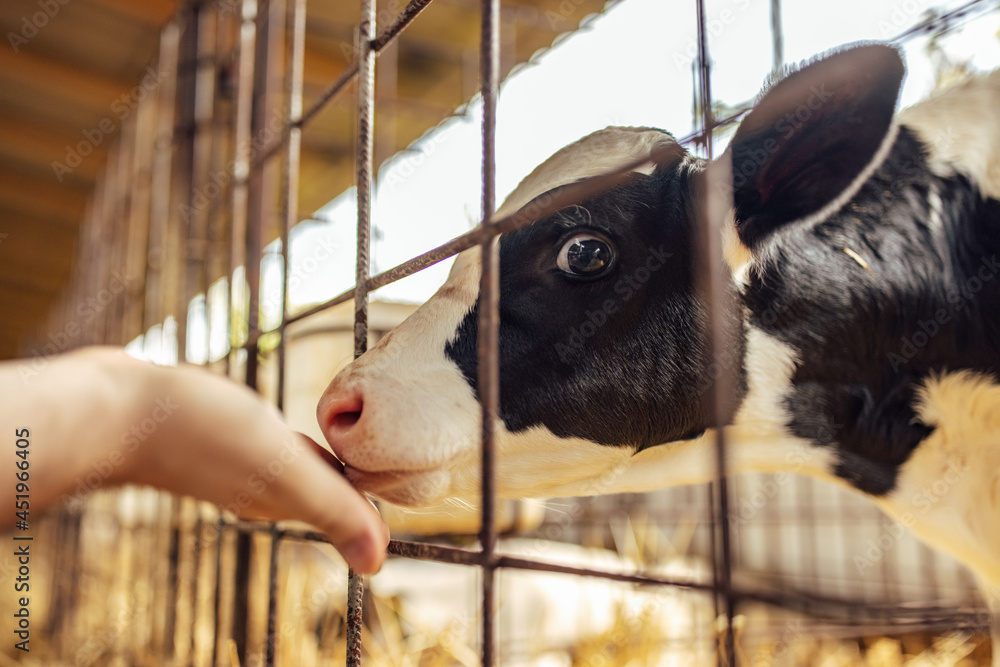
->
[284,141,688,326]
[890,0,998,42]
[219,526,990,627]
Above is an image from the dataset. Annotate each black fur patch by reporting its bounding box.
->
[743,127,1000,494]
[445,163,748,451]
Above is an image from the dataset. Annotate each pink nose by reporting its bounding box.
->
[318,387,365,462]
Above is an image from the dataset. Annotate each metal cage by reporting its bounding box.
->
[23,0,1000,664]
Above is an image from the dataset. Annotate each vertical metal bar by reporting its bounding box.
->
[229,0,258,376]
[125,91,155,346]
[346,0,377,662]
[265,526,281,666]
[188,511,204,663]
[354,0,375,363]
[232,528,253,665]
[211,517,227,666]
[265,0,306,662]
[795,477,818,590]
[164,496,182,661]
[694,1,736,664]
[97,151,114,345]
[770,0,784,74]
[146,21,181,347]
[276,0,306,412]
[184,1,219,364]
[86,172,105,346]
[706,483,721,621]
[346,572,365,666]
[228,0,259,659]
[108,116,132,346]
[245,0,280,391]
[479,0,500,664]
[207,5,237,370]
[694,0,713,162]
[175,4,198,363]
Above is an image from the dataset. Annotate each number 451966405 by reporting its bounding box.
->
[15,428,29,526]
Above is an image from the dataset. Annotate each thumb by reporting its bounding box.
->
[283,435,390,574]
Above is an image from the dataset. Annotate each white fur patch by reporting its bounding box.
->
[882,370,1000,586]
[898,69,1000,200]
[493,126,685,219]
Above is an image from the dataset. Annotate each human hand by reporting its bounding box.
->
[1,347,388,574]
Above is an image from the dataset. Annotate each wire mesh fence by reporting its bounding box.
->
[15,0,1000,664]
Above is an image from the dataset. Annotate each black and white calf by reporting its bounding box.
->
[319,44,1000,606]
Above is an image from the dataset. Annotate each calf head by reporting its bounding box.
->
[318,43,997,507]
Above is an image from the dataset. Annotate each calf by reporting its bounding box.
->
[319,43,1000,622]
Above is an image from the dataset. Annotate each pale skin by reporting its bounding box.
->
[0,346,388,574]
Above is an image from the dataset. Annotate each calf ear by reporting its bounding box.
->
[729,43,904,249]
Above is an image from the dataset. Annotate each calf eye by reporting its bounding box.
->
[557,234,614,277]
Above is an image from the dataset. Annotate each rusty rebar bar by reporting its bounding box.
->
[275,0,307,411]
[693,1,736,664]
[345,0,378,662]
[478,0,500,663]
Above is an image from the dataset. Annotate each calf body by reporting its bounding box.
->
[319,46,1000,598]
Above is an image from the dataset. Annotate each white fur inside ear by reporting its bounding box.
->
[899,69,1000,200]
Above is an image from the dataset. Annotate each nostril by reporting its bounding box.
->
[332,409,361,431]
[323,391,365,435]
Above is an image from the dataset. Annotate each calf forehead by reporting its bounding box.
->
[493,127,681,219]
